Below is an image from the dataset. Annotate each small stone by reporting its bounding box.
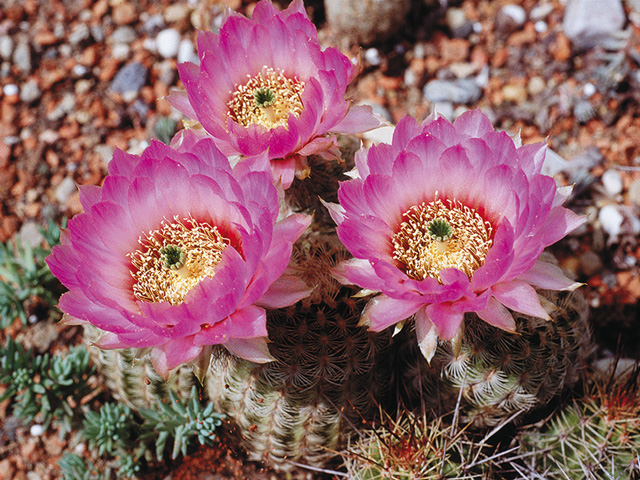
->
[112,43,131,59]
[579,251,603,277]
[18,80,39,105]
[12,41,31,74]
[530,3,554,21]
[94,144,114,165]
[423,78,482,104]
[109,62,148,94]
[601,169,624,196]
[501,84,527,103]
[403,68,417,87]
[534,21,548,33]
[29,424,44,437]
[69,23,90,46]
[55,177,77,204]
[445,7,472,38]
[156,28,181,58]
[18,222,44,249]
[496,4,527,34]
[164,4,191,23]
[177,38,197,64]
[563,0,626,50]
[0,35,14,60]
[110,26,137,44]
[627,178,640,206]
[112,3,137,25]
[364,47,381,66]
[527,76,546,96]
[90,24,105,43]
[599,204,624,242]
[583,82,596,97]
[3,84,18,96]
[449,62,478,79]
[144,13,166,34]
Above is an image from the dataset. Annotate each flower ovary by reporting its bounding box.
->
[160,245,186,270]
[254,88,276,108]
[427,218,453,242]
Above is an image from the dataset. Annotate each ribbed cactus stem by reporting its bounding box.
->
[205,288,392,470]
[394,288,592,427]
[83,325,198,411]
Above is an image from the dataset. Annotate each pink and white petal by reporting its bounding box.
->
[228,305,268,338]
[539,207,587,246]
[331,258,385,291]
[414,307,439,363]
[330,104,387,134]
[475,297,516,332]
[271,156,297,189]
[225,337,274,363]
[257,274,313,308]
[492,280,551,320]
[159,338,203,374]
[165,89,198,119]
[90,331,130,349]
[424,302,464,340]
[320,199,347,225]
[360,294,423,331]
[453,109,495,138]
[392,116,423,150]
[516,259,582,291]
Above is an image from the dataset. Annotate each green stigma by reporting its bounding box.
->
[159,244,186,270]
[427,218,453,242]
[254,87,276,108]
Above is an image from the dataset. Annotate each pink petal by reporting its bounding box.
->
[453,109,495,138]
[228,305,268,338]
[330,104,386,134]
[331,258,386,292]
[320,199,346,225]
[516,259,582,291]
[257,274,313,308]
[165,89,198,119]
[225,337,274,363]
[476,297,516,332]
[360,294,423,331]
[424,302,464,340]
[492,280,551,320]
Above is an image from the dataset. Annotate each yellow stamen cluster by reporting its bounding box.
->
[392,198,493,282]
[128,216,229,305]
[227,67,305,129]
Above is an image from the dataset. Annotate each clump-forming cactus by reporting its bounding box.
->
[84,325,198,411]
[517,363,640,479]
[394,288,592,427]
[342,407,507,480]
[205,275,392,470]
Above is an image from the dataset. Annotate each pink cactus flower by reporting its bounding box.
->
[325,111,585,361]
[167,0,384,189]
[47,132,311,377]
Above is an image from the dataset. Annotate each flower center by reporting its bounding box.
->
[128,216,229,305]
[392,198,493,281]
[227,67,305,129]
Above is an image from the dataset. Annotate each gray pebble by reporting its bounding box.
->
[0,35,14,60]
[627,178,640,206]
[18,221,45,249]
[90,25,105,43]
[423,78,482,104]
[47,93,77,122]
[563,0,626,50]
[445,8,473,38]
[601,169,623,197]
[110,26,137,45]
[69,23,90,46]
[20,80,41,104]
[55,177,77,204]
[110,62,148,94]
[12,41,31,74]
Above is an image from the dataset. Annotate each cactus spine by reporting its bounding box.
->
[394,288,592,427]
[517,363,640,479]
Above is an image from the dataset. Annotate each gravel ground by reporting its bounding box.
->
[1,0,640,478]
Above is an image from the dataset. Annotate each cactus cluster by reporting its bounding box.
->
[394,288,592,427]
[205,280,392,469]
[517,363,640,479]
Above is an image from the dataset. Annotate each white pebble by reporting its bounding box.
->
[73,64,87,76]
[583,82,596,97]
[364,47,381,66]
[534,20,548,33]
[3,83,18,96]
[601,169,623,196]
[598,204,624,241]
[30,424,45,437]
[156,28,181,58]
[177,38,196,64]
[501,4,527,26]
